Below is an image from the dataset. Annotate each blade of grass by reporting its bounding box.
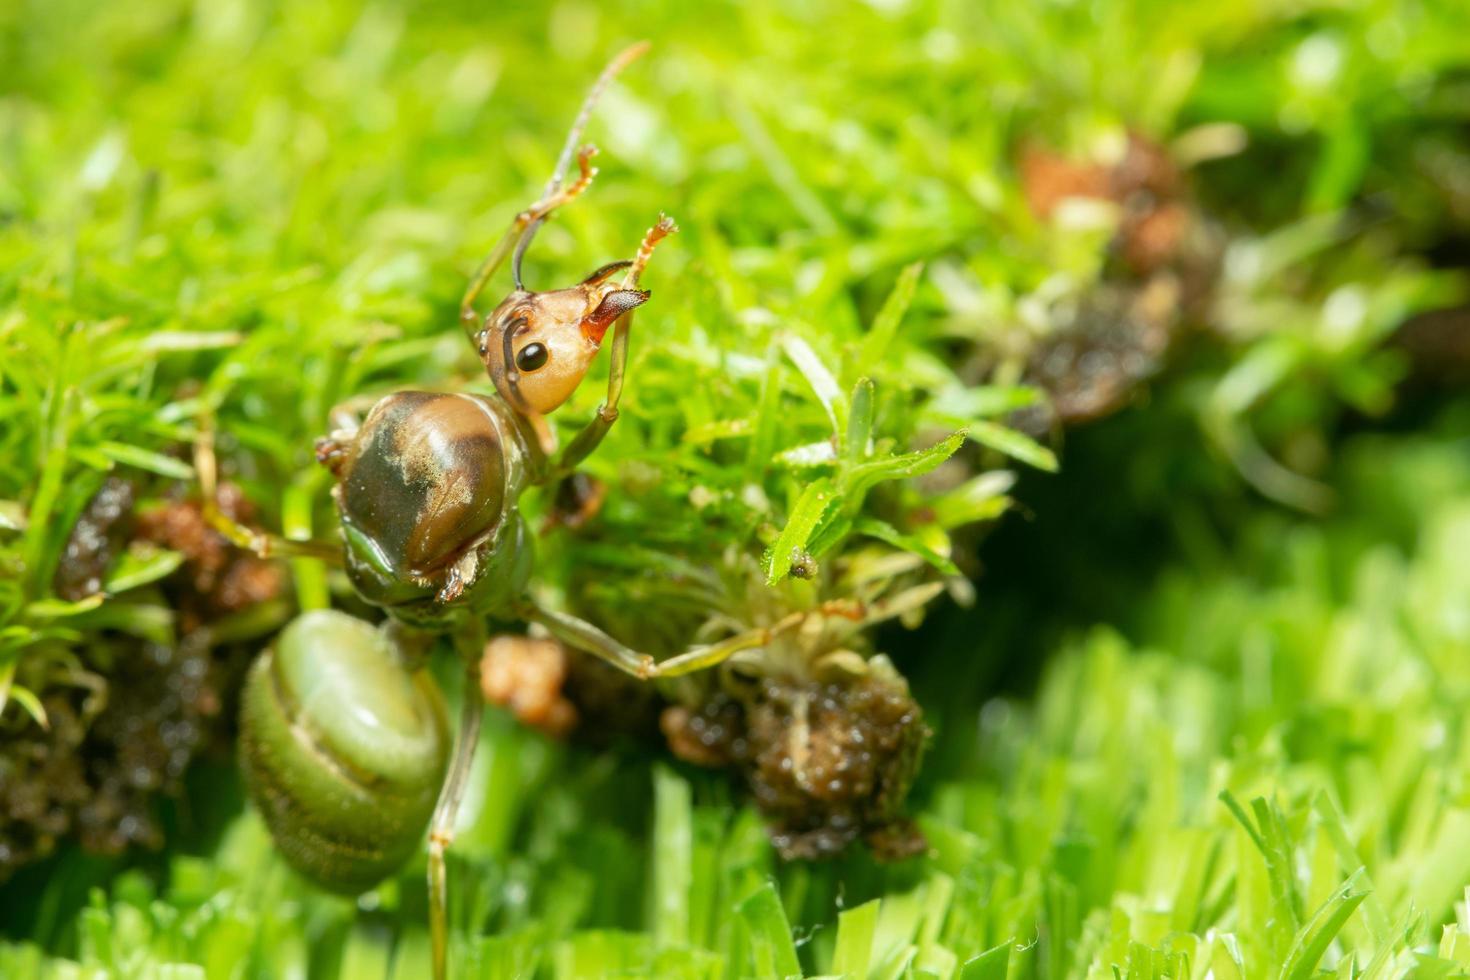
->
[652,766,693,950]
[831,898,880,978]
[737,882,801,980]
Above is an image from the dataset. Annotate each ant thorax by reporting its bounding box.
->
[329,391,534,623]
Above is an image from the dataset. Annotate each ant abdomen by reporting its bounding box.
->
[240,609,450,893]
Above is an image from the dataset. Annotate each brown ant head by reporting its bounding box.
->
[475,214,677,416]
[477,264,648,415]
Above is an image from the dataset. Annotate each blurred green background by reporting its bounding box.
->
[3,0,1470,977]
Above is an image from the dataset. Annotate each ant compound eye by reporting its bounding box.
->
[515,342,550,373]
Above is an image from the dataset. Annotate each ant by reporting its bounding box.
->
[196,43,784,979]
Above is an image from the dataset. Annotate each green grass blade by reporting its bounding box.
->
[959,942,1011,980]
[831,899,880,978]
[1277,870,1371,980]
[652,766,693,949]
[737,882,801,980]
[764,477,835,584]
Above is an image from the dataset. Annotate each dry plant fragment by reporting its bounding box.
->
[661,668,930,861]
[136,484,286,631]
[481,635,579,738]
[1007,133,1222,430]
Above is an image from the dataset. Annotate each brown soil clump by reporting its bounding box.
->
[662,671,929,861]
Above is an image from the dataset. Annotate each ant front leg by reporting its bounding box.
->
[459,40,649,329]
[460,145,602,329]
[518,598,777,680]
[193,411,342,564]
[548,308,632,479]
[550,215,679,479]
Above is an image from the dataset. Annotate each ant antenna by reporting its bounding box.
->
[462,44,649,317]
[511,219,538,291]
[510,39,646,291]
[544,41,649,198]
[620,214,679,288]
[502,316,529,411]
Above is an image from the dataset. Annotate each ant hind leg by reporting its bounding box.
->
[427,617,487,980]
[193,409,342,564]
[518,598,775,680]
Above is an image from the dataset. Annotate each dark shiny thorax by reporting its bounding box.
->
[331,391,534,623]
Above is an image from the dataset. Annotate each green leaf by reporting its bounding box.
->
[929,471,1015,529]
[853,518,961,577]
[843,431,966,499]
[685,417,752,446]
[5,683,49,730]
[284,472,331,612]
[847,377,875,462]
[1313,791,1390,944]
[0,657,16,721]
[71,601,176,645]
[860,261,924,372]
[652,766,693,949]
[806,512,854,559]
[959,943,1011,980]
[25,595,106,619]
[104,546,185,594]
[737,882,800,980]
[1306,118,1369,213]
[967,420,1057,472]
[929,385,1039,421]
[98,441,194,480]
[782,333,846,437]
[1278,869,1371,980]
[832,899,880,978]
[765,478,835,584]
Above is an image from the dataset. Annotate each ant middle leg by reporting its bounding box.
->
[313,394,380,479]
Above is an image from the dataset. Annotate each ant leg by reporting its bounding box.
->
[314,396,377,479]
[549,309,631,478]
[193,411,342,564]
[540,471,608,533]
[518,599,778,680]
[459,40,650,324]
[551,216,679,478]
[428,617,487,980]
[325,394,380,436]
[460,146,601,325]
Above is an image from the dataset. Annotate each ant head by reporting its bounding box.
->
[477,264,649,416]
[458,44,673,419]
